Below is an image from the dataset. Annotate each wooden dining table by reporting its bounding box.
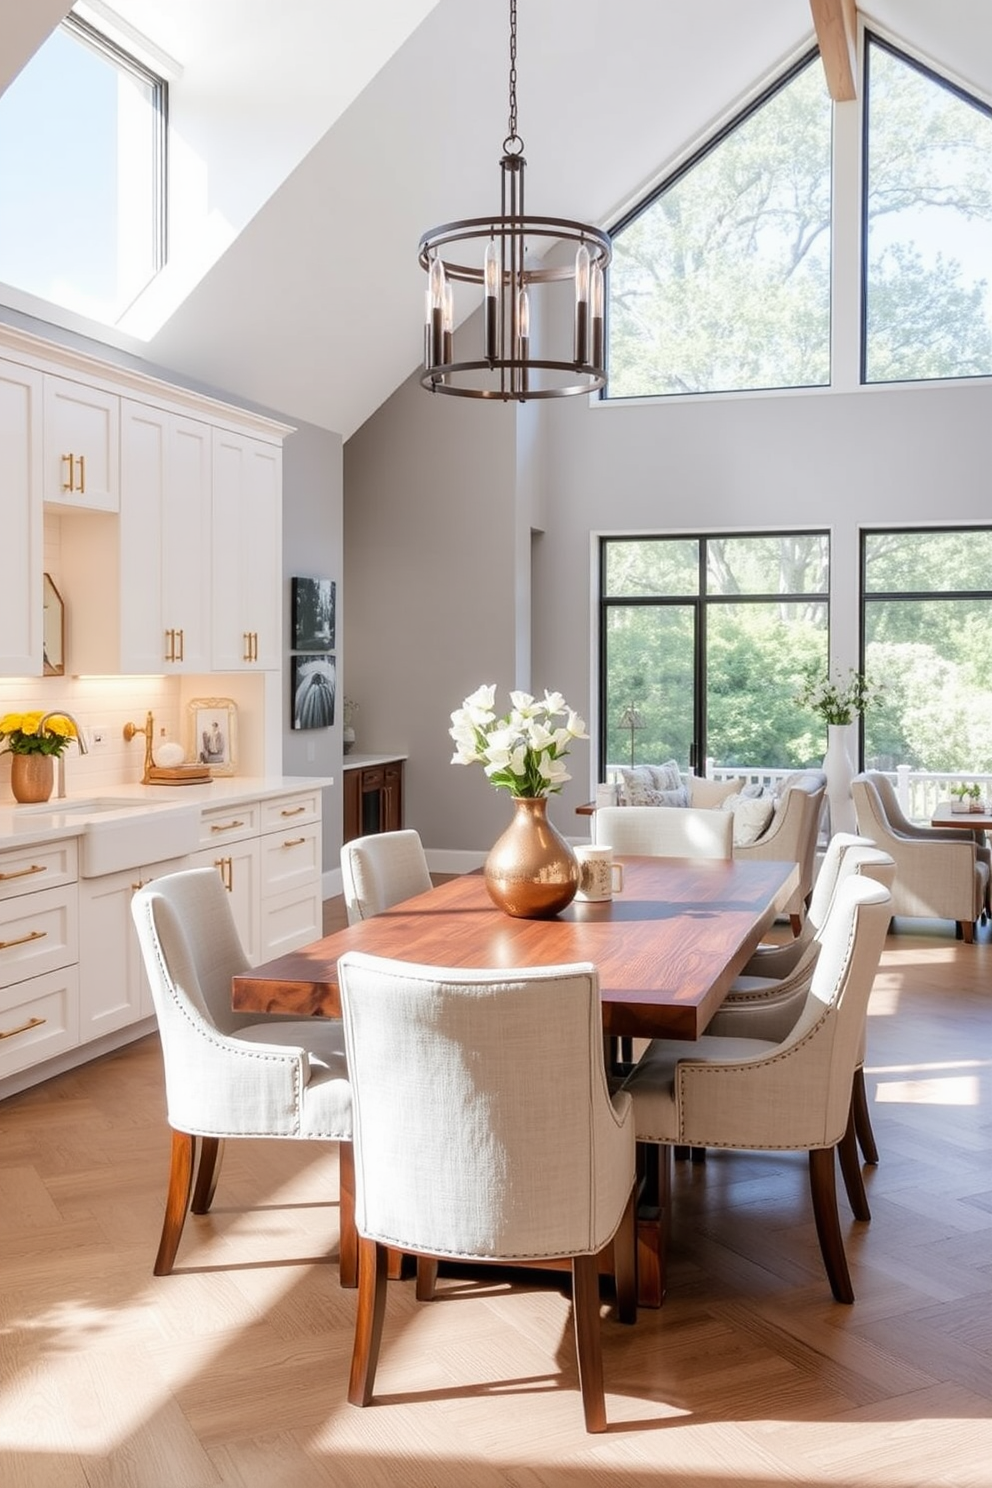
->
[233,854,799,1305]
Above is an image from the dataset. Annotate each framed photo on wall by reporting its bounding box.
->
[292,654,336,730]
[187,697,238,775]
[292,576,335,652]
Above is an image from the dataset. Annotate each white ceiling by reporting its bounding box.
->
[3,0,992,440]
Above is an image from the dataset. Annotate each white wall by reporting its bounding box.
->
[345,370,992,853]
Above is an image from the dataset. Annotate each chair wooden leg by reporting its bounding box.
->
[852,1064,879,1165]
[635,1141,671,1308]
[790,912,803,937]
[153,1129,196,1277]
[348,1237,389,1406]
[338,1140,358,1289]
[571,1253,607,1433]
[415,1256,439,1301]
[191,1136,223,1214]
[808,1146,854,1303]
[960,920,975,943]
[837,1102,871,1222]
[612,1185,638,1325]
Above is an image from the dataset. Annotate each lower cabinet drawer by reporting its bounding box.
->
[197,801,259,847]
[259,790,321,833]
[0,965,80,1078]
[258,884,322,963]
[260,822,321,896]
[0,884,79,989]
[0,839,79,900]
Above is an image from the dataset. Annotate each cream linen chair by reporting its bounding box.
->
[852,772,988,942]
[131,869,355,1282]
[865,769,991,899]
[337,953,637,1434]
[593,804,733,858]
[340,828,432,924]
[733,772,827,935]
[711,844,896,1186]
[621,875,892,1303]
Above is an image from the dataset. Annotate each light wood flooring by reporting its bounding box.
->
[1,900,991,1487]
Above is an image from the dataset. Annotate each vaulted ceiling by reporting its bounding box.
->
[2,0,991,439]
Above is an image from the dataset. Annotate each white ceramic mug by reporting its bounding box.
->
[574,844,624,902]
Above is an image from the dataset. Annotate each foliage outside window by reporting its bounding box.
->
[0,14,166,325]
[601,534,829,776]
[863,529,992,772]
[607,52,832,399]
[863,36,992,384]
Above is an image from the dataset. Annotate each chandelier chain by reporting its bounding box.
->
[504,0,523,155]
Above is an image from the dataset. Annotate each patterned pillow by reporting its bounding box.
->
[641,785,690,808]
[720,792,775,846]
[618,760,683,805]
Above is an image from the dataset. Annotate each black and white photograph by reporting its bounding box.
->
[187,697,238,775]
[292,654,336,730]
[292,575,335,652]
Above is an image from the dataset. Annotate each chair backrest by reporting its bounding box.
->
[593,805,733,859]
[337,953,634,1261]
[851,774,898,847]
[866,771,915,834]
[340,829,432,925]
[807,832,878,933]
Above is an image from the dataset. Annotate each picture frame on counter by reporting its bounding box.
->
[292,575,335,652]
[188,697,238,775]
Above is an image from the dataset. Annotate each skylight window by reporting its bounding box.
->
[0,12,166,326]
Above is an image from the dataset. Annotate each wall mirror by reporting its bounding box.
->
[43,574,65,676]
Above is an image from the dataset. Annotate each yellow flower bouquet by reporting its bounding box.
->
[0,711,78,757]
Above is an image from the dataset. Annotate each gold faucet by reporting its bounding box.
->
[123,711,155,784]
[38,710,89,799]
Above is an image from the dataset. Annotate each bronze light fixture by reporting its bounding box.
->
[419,0,611,402]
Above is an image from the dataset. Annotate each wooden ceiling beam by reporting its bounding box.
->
[810,0,858,101]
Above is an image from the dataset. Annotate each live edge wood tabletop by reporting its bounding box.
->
[233,856,798,1043]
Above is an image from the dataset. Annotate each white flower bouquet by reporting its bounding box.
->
[449,684,588,798]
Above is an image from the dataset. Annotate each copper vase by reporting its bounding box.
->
[484,796,580,919]
[10,753,54,805]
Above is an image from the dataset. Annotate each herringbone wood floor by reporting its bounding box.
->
[1,898,990,1488]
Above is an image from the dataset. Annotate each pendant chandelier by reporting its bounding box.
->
[418,0,611,402]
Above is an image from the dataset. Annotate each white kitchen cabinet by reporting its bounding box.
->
[0,358,43,675]
[77,855,188,1037]
[257,788,323,960]
[211,429,282,670]
[43,373,119,512]
[0,838,80,1078]
[118,400,213,672]
[186,838,261,964]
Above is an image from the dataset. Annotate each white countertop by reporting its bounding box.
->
[0,775,333,851]
[341,752,407,770]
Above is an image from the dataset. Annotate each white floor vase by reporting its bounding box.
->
[823,723,857,835]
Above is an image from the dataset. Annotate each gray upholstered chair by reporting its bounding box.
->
[621,875,892,1303]
[337,953,637,1434]
[852,772,988,942]
[340,828,432,925]
[593,803,733,858]
[131,868,354,1282]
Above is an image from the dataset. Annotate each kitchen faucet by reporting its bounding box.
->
[37,711,89,799]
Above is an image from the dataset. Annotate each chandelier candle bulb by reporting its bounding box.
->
[442,281,454,365]
[574,242,590,364]
[484,239,500,361]
[590,261,604,369]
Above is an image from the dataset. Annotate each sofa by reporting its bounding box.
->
[608,763,828,934]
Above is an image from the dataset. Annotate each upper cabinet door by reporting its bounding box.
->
[0,359,43,674]
[43,374,119,512]
[211,429,282,671]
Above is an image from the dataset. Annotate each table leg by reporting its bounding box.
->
[634,1141,671,1308]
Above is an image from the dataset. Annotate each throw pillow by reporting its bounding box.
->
[617,766,658,806]
[689,776,745,808]
[720,792,775,847]
[641,785,690,808]
[647,759,683,793]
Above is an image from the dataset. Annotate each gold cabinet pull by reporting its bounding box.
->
[0,929,47,952]
[77,453,86,493]
[280,806,306,818]
[165,628,175,662]
[61,452,75,492]
[0,1016,46,1041]
[243,632,253,662]
[214,856,233,891]
[282,837,306,848]
[209,819,245,834]
[0,864,46,882]
[176,628,184,661]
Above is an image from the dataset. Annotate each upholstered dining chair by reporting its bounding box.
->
[711,843,897,1185]
[621,875,892,1303]
[336,953,637,1434]
[593,804,733,859]
[852,772,988,942]
[340,828,432,925]
[131,868,355,1282]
